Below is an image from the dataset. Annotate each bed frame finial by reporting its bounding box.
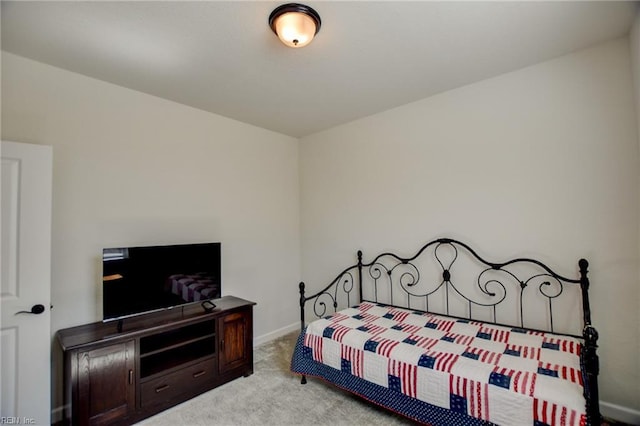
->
[299,282,306,330]
[578,258,592,326]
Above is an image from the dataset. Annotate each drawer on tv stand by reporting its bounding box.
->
[140,357,216,408]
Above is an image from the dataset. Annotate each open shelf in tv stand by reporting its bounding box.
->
[139,318,216,378]
[56,296,255,426]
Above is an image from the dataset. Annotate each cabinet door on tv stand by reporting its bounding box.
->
[75,340,135,426]
[218,309,252,375]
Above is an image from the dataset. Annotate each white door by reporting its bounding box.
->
[1,141,52,425]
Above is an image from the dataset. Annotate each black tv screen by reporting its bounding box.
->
[102,242,221,321]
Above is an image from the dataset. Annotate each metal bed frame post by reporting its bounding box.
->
[299,281,306,331]
[578,259,600,425]
[299,281,307,384]
[357,250,363,304]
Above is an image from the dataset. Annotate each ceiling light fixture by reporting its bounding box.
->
[269,3,321,48]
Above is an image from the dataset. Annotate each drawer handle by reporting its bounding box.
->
[193,370,206,378]
[155,384,170,393]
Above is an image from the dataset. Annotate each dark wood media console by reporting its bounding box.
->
[56,296,255,426]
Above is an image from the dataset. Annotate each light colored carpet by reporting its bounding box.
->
[136,331,414,426]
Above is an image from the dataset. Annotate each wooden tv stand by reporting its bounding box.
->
[56,296,255,426]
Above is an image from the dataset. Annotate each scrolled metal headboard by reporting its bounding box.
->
[299,238,593,334]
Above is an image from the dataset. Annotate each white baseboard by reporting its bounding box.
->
[254,322,299,347]
[600,401,640,424]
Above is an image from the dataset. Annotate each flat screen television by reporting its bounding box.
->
[102,242,221,322]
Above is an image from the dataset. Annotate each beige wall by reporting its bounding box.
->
[630,6,640,420]
[632,6,640,144]
[2,51,301,415]
[631,0,640,345]
[1,52,301,339]
[300,38,640,410]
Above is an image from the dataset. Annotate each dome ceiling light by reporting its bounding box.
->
[268,3,321,48]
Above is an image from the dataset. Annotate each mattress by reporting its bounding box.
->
[291,301,587,426]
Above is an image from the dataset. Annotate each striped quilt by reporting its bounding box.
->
[291,302,587,426]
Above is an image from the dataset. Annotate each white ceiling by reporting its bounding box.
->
[1,1,637,138]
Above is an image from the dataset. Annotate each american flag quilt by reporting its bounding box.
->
[290,302,588,426]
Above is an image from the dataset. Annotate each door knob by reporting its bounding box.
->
[15,304,46,315]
